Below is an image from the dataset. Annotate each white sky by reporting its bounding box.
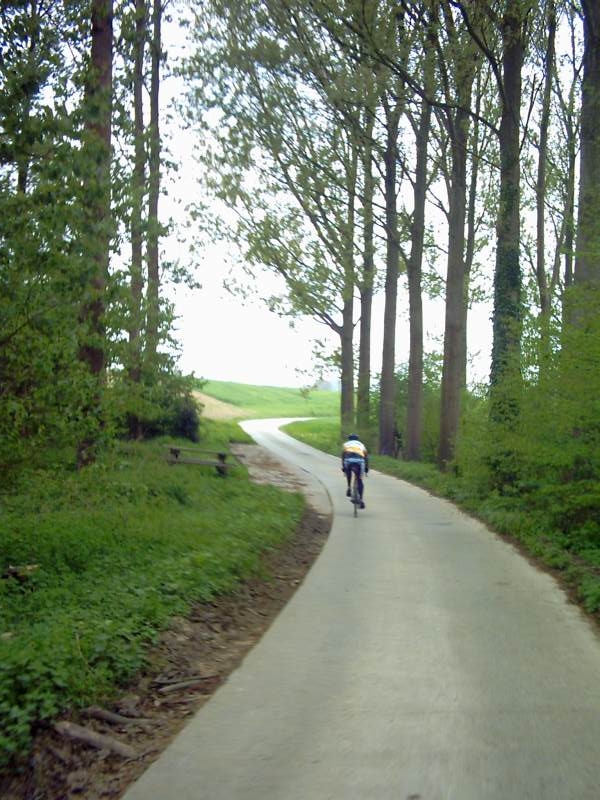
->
[169,255,339,388]
[162,135,494,390]
[166,234,493,390]
[161,19,494,391]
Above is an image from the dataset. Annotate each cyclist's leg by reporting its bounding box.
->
[348,462,359,490]
[344,463,351,495]
[347,464,354,495]
[354,463,362,498]
[357,462,365,506]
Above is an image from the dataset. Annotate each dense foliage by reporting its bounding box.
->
[0,0,197,479]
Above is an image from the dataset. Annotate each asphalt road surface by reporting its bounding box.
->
[123,419,600,800]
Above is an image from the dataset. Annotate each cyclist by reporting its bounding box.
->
[341,433,369,509]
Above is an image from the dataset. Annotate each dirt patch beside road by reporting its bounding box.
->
[1,445,331,800]
[194,391,246,420]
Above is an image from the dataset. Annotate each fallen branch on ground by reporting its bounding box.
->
[83,705,152,726]
[157,676,219,694]
[53,721,138,759]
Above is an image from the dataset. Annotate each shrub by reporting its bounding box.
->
[169,395,201,442]
[110,368,202,443]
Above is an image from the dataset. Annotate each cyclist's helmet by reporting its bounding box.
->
[348,433,359,440]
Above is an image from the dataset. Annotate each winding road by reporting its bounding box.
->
[123,419,600,799]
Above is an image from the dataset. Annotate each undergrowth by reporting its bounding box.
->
[0,426,303,767]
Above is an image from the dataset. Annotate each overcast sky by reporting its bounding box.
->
[161,19,493,390]
[162,149,493,389]
[167,240,493,390]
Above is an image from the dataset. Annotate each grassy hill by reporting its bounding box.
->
[199,379,340,419]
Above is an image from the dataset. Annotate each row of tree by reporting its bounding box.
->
[1,0,198,475]
[3,0,600,493]
[184,0,600,476]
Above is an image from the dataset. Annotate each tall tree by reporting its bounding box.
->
[77,0,114,467]
[280,2,381,434]
[534,0,557,322]
[145,0,161,365]
[378,85,403,455]
[437,2,480,468]
[404,88,431,461]
[129,0,147,385]
[488,0,530,423]
[573,0,600,297]
[554,4,582,301]
[186,0,366,430]
[356,104,376,437]
[374,4,416,457]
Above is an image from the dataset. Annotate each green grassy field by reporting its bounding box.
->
[200,379,340,419]
[0,422,303,768]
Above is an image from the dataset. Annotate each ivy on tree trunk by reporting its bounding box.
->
[489,1,525,426]
[77,0,113,468]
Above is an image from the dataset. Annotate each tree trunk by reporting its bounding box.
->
[77,0,113,468]
[563,137,576,292]
[489,1,524,424]
[535,0,556,321]
[438,104,469,468]
[557,11,579,300]
[436,5,478,468]
[405,96,430,462]
[557,70,578,333]
[129,0,146,387]
[465,71,482,338]
[340,139,357,435]
[574,0,600,293]
[145,0,161,365]
[379,97,401,456]
[356,111,375,438]
[340,295,355,434]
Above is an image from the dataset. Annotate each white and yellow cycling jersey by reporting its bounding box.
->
[342,440,367,459]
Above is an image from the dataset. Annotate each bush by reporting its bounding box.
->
[110,368,202,443]
[169,395,201,442]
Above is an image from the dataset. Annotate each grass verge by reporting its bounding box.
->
[283,418,600,619]
[0,423,303,767]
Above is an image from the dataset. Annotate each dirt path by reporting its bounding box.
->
[1,446,331,800]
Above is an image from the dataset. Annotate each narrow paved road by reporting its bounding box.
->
[124,419,600,799]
